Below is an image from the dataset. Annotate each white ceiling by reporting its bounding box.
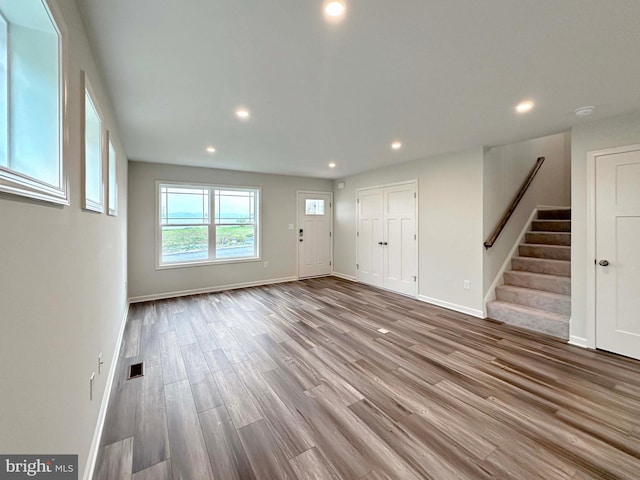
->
[78,0,640,179]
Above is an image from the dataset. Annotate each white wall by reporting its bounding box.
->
[0,1,127,479]
[570,111,640,342]
[483,132,571,297]
[333,148,485,317]
[128,161,332,300]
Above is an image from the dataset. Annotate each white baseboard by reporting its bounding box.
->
[129,276,298,303]
[569,334,588,348]
[417,295,484,319]
[84,301,130,480]
[332,272,356,281]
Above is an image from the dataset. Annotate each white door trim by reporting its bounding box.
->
[296,190,334,279]
[585,144,640,349]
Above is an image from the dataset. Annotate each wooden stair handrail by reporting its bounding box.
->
[484,156,545,250]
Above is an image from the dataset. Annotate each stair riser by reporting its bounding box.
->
[531,220,571,232]
[537,209,571,220]
[487,302,569,339]
[496,287,570,315]
[519,245,571,261]
[525,232,571,246]
[503,271,571,295]
[512,257,571,277]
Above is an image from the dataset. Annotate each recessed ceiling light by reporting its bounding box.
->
[329,162,336,168]
[516,101,534,113]
[206,146,216,153]
[236,108,250,119]
[575,106,595,116]
[324,0,346,17]
[391,141,402,150]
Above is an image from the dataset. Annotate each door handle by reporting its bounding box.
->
[378,241,383,245]
[599,259,609,266]
[382,242,388,246]
[299,238,303,242]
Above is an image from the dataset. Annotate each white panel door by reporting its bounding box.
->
[357,188,384,287]
[596,149,640,360]
[383,183,417,296]
[298,192,332,278]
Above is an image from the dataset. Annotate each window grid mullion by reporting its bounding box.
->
[209,187,216,260]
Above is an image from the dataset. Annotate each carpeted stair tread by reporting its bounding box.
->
[496,285,570,315]
[531,219,571,232]
[537,209,571,220]
[487,301,569,339]
[525,232,571,246]
[503,270,571,295]
[519,243,571,261]
[512,256,571,277]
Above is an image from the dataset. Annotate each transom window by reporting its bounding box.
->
[0,0,68,204]
[158,182,260,267]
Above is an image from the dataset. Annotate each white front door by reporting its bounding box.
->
[383,183,417,296]
[595,148,640,360]
[357,188,384,287]
[298,192,332,278]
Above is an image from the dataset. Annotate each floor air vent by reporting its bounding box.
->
[128,362,144,380]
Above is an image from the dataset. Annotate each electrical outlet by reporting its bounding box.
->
[264,261,269,268]
[463,280,471,290]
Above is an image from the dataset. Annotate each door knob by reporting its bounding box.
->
[382,242,388,246]
[378,241,383,245]
[299,238,303,242]
[599,259,609,266]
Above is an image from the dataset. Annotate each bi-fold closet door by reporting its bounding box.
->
[357,182,417,297]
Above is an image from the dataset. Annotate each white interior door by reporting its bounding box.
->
[595,148,640,360]
[383,183,417,296]
[298,192,332,278]
[357,188,384,287]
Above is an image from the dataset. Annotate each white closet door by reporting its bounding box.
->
[383,183,417,296]
[357,183,417,296]
[357,188,384,287]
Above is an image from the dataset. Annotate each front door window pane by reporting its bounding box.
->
[306,199,325,215]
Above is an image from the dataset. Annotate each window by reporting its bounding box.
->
[83,72,103,212]
[107,136,117,216]
[158,182,260,267]
[305,199,325,215]
[0,0,68,204]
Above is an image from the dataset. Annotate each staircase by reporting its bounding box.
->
[487,209,571,339]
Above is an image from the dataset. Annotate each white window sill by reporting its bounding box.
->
[156,256,261,270]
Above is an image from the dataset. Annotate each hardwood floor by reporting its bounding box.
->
[94,277,640,479]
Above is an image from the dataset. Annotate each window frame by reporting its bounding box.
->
[156,181,261,269]
[107,132,117,216]
[82,70,104,213]
[0,0,69,205]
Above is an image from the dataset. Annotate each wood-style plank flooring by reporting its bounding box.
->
[95,277,640,479]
